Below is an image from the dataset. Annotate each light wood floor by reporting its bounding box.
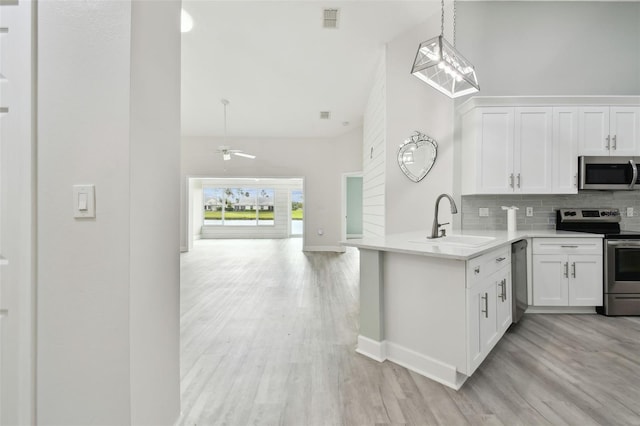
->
[178,238,640,426]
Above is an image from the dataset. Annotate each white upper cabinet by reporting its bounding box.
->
[460,98,640,195]
[578,106,640,156]
[461,106,555,194]
[514,107,553,193]
[552,107,578,194]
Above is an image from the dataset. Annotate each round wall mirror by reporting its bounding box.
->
[397,131,438,183]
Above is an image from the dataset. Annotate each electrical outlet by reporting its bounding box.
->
[479,208,489,217]
[627,207,634,217]
[526,207,534,217]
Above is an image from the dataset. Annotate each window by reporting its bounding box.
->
[203,187,274,226]
[291,189,303,235]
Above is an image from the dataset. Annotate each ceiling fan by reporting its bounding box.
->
[216,145,256,161]
[217,99,256,161]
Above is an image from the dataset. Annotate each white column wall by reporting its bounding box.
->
[37,1,180,424]
[128,1,181,425]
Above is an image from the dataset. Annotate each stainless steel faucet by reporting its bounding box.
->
[429,193,458,239]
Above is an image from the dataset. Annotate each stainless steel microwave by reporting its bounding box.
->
[579,156,640,190]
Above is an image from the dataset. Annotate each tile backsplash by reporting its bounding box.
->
[461,192,640,231]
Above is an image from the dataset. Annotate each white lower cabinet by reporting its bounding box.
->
[532,238,603,307]
[466,251,512,375]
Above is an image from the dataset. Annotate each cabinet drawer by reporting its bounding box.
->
[532,238,602,255]
[467,247,511,288]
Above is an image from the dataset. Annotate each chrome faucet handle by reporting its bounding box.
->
[439,228,447,237]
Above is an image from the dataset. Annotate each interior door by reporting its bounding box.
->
[345,176,363,238]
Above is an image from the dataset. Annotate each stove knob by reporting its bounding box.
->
[601,211,606,216]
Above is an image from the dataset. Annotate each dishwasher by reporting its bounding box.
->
[511,240,528,323]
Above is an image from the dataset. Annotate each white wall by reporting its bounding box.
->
[181,129,362,251]
[195,177,303,240]
[0,1,36,424]
[384,16,456,235]
[128,2,181,425]
[456,1,640,97]
[37,1,180,424]
[362,51,387,238]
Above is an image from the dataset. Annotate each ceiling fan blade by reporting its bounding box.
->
[233,152,256,159]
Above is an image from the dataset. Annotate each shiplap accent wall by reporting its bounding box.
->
[362,51,386,238]
[196,177,303,239]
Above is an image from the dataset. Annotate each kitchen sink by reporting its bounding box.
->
[410,235,496,247]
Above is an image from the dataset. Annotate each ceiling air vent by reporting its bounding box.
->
[323,9,339,29]
[320,111,331,120]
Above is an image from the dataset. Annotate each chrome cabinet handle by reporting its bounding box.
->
[564,262,569,278]
[517,173,521,188]
[509,173,514,188]
[571,262,576,278]
[630,159,637,190]
[481,293,488,318]
[612,135,617,150]
[561,245,578,248]
[496,257,507,262]
[499,279,507,302]
[474,266,480,274]
[503,279,507,301]
[606,135,610,150]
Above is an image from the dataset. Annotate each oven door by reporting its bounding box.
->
[605,240,640,293]
[579,156,639,190]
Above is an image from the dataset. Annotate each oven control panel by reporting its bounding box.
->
[558,208,621,222]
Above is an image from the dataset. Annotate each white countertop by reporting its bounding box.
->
[341,229,603,261]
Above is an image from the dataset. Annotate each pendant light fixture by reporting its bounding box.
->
[411,0,479,98]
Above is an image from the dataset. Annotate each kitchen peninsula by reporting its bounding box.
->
[342,229,603,390]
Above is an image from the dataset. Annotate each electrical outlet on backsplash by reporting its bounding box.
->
[461,193,640,231]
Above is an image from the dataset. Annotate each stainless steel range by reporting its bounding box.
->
[556,208,640,316]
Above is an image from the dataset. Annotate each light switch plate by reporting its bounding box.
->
[627,207,634,217]
[479,208,489,217]
[73,184,95,218]
[526,207,534,217]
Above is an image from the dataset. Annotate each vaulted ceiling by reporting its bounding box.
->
[180,1,440,139]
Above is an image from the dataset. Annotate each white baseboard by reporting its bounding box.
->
[355,335,386,362]
[355,336,467,390]
[526,306,597,314]
[303,245,346,253]
[385,341,467,390]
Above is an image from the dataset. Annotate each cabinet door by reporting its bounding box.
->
[552,107,578,194]
[532,255,569,306]
[467,279,498,374]
[514,107,553,193]
[476,108,515,193]
[496,270,512,333]
[610,107,640,156]
[578,107,610,156]
[568,255,603,306]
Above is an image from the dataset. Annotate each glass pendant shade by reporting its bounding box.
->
[411,35,479,99]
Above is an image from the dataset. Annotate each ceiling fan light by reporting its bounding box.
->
[234,152,256,159]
